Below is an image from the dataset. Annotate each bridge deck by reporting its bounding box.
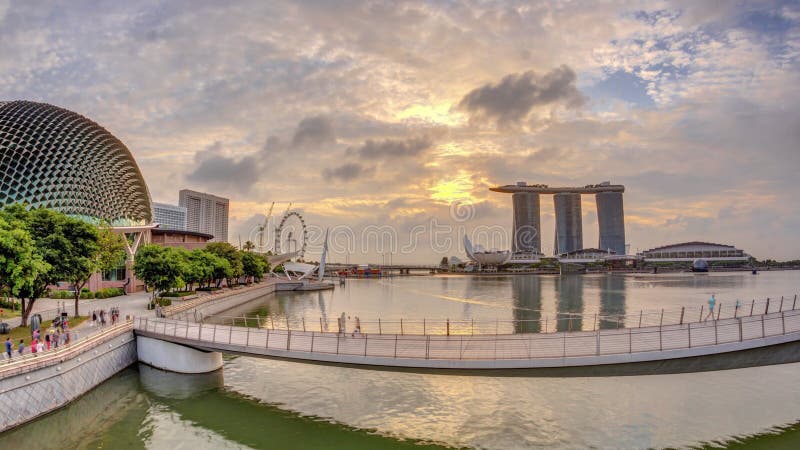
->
[134,309,800,370]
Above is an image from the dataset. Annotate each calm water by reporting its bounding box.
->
[3,271,800,449]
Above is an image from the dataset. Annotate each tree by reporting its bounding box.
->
[205,242,243,286]
[0,215,50,324]
[242,240,255,252]
[60,218,101,316]
[241,251,265,283]
[133,245,186,300]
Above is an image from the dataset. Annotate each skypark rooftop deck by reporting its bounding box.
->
[490,183,625,194]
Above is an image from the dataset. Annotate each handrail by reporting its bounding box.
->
[0,321,133,378]
[134,307,800,362]
[175,294,799,337]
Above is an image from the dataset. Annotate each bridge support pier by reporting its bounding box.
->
[137,336,223,374]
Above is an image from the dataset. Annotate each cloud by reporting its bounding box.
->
[323,162,371,182]
[291,115,336,148]
[458,65,586,127]
[186,141,262,193]
[346,136,434,160]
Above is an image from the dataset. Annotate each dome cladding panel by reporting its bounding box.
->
[0,101,152,225]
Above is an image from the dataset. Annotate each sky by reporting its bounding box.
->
[1,0,798,263]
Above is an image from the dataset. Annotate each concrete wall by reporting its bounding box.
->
[137,335,222,374]
[0,330,136,432]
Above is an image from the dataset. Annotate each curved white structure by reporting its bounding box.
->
[136,335,222,374]
[464,235,510,266]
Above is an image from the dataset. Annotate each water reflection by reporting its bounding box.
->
[512,276,542,333]
[556,275,584,331]
[599,275,627,330]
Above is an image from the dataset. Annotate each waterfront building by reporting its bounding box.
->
[153,202,187,230]
[638,242,750,262]
[491,181,626,258]
[553,192,583,255]
[0,100,154,292]
[179,189,229,242]
[0,100,152,225]
[596,191,626,255]
[557,248,616,263]
[151,227,213,250]
[511,191,542,254]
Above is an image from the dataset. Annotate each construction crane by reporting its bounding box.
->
[257,202,275,252]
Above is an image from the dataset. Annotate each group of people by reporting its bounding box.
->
[337,313,363,337]
[4,321,71,362]
[91,307,121,327]
[703,294,743,321]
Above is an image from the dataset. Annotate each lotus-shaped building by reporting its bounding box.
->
[0,100,152,225]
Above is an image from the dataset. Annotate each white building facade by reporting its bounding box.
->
[179,189,229,242]
[152,202,187,231]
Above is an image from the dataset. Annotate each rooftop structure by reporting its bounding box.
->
[492,181,627,257]
[0,100,152,225]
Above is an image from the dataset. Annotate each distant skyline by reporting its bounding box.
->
[1,1,798,262]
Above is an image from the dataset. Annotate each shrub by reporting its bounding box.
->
[80,290,95,299]
[160,291,194,298]
[94,287,125,299]
[147,297,173,309]
[47,290,73,299]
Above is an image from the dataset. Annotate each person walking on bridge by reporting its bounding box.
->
[5,337,11,361]
[705,294,717,321]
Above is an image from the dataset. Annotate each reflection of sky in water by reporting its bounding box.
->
[217,271,800,333]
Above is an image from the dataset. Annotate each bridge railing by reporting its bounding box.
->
[134,308,800,361]
[178,294,799,337]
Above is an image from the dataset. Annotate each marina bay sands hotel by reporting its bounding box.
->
[490,181,626,257]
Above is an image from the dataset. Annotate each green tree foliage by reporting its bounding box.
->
[205,242,243,286]
[60,218,101,316]
[241,251,266,283]
[133,244,187,299]
[0,215,50,322]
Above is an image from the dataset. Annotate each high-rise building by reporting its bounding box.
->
[179,189,229,242]
[553,192,583,255]
[511,192,541,254]
[595,191,626,255]
[152,202,187,231]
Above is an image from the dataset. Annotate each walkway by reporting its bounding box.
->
[134,307,800,370]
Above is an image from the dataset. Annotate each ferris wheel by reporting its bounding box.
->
[274,211,307,257]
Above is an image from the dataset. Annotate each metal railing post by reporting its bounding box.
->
[738,318,743,342]
[679,307,685,325]
[699,305,704,322]
[717,303,722,321]
[793,294,797,310]
[246,326,250,346]
[270,316,275,330]
[638,310,643,328]
[302,317,306,332]
[659,323,663,351]
[562,332,566,357]
[394,334,398,358]
[287,330,291,350]
[688,323,692,348]
[629,328,633,353]
[766,298,771,314]
[750,299,755,316]
[423,319,426,335]
[228,326,233,344]
[446,319,450,336]
[593,314,597,331]
[779,296,784,312]
[212,324,217,343]
[426,335,430,359]
[761,314,766,338]
[320,317,323,333]
[471,318,474,335]
[596,329,601,355]
[461,335,465,360]
[336,333,340,354]
[781,311,786,335]
[714,319,718,345]
[310,332,315,352]
[266,328,270,348]
[364,334,368,356]
[379,318,382,335]
[198,322,202,340]
[660,309,664,327]
[401,318,404,335]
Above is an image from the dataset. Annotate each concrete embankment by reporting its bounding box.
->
[0,281,279,432]
[0,325,136,431]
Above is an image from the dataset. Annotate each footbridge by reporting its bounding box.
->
[134,297,800,374]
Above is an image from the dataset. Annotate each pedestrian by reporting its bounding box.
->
[31,339,38,355]
[735,299,741,317]
[705,294,716,321]
[33,328,39,342]
[100,310,106,327]
[5,337,11,361]
[36,339,44,354]
[92,310,97,327]
[53,330,60,349]
[18,339,24,355]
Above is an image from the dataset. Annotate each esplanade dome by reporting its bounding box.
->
[0,100,152,225]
